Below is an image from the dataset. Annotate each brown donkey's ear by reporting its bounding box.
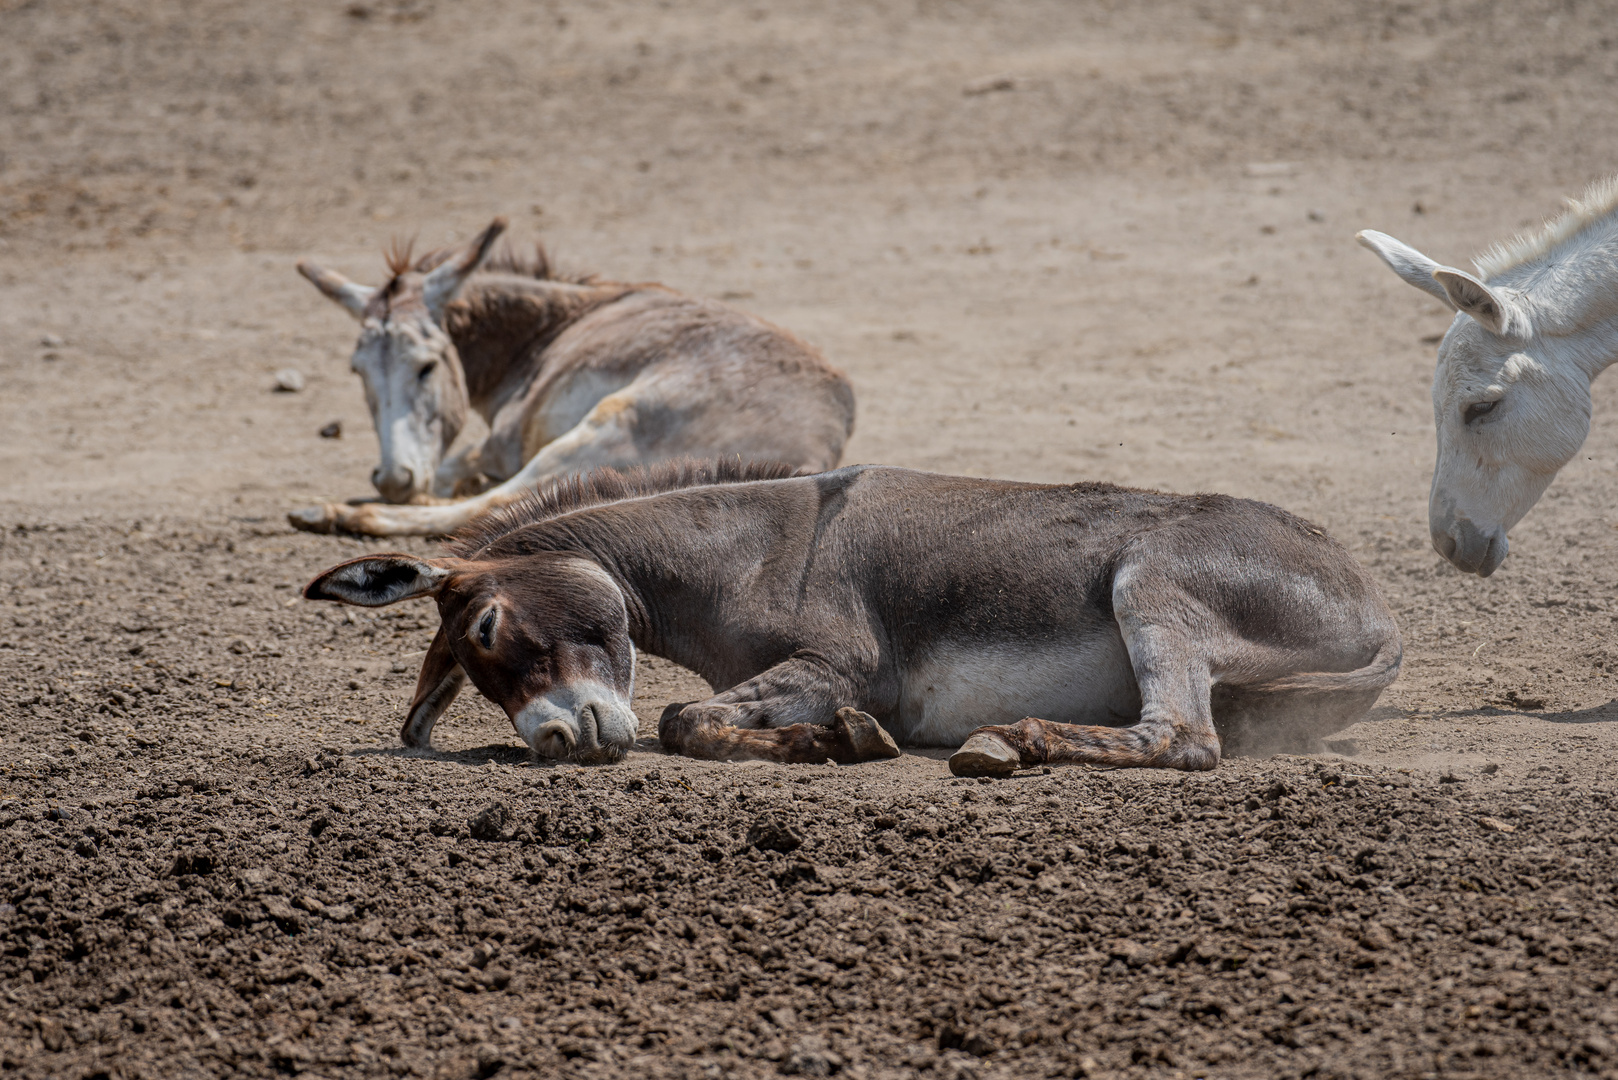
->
[400,625,466,749]
[422,218,508,322]
[304,554,458,606]
[297,261,377,320]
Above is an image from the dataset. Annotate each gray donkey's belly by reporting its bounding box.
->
[893,627,1142,747]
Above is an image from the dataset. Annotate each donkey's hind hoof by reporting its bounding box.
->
[834,707,901,762]
[288,505,337,534]
[949,733,1019,778]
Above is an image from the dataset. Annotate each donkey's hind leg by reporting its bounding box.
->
[948,657,1220,776]
[950,569,1222,777]
[657,657,899,765]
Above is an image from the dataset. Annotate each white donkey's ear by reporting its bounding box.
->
[1355,230,1456,308]
[1431,267,1528,337]
[423,217,508,323]
[297,261,377,320]
[304,554,458,606]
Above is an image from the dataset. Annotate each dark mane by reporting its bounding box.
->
[448,459,801,558]
[394,239,597,287]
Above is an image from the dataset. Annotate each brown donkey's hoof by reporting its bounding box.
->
[949,733,1019,778]
[288,505,337,534]
[834,707,901,762]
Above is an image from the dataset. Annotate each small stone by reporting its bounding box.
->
[273,368,306,393]
[319,420,342,438]
[963,73,1015,96]
[1138,992,1169,1009]
[39,333,64,348]
[38,1015,65,1052]
[1480,816,1516,833]
[1246,891,1273,906]
[1359,923,1395,951]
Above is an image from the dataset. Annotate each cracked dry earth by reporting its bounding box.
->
[10,0,1618,1078]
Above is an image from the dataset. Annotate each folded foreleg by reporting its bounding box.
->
[660,705,898,765]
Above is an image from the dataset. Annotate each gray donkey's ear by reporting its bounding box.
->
[297,261,377,320]
[304,554,458,606]
[422,218,507,322]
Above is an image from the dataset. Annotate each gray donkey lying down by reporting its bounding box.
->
[303,462,1401,775]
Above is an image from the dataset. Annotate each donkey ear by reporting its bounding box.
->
[1431,267,1527,337]
[401,624,466,749]
[1355,230,1456,309]
[297,261,377,320]
[304,554,456,606]
[422,217,508,322]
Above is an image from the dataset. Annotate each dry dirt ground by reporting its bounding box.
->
[6,1,1618,1078]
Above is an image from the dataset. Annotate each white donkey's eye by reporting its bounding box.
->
[1464,400,1498,424]
[418,361,437,382]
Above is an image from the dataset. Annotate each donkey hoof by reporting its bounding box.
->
[834,707,901,761]
[949,734,1019,778]
[288,505,337,534]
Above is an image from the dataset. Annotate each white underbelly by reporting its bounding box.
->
[895,636,1140,747]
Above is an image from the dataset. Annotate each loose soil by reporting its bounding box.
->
[4,2,1618,1078]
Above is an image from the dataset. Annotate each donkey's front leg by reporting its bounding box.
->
[432,438,496,498]
[660,705,896,765]
[656,657,898,765]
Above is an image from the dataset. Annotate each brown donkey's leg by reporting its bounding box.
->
[657,655,897,765]
[660,705,899,765]
[950,582,1223,776]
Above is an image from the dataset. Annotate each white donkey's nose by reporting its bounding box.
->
[1431,514,1507,577]
[373,464,416,503]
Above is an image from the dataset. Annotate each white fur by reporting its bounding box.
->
[511,677,638,759]
[1358,176,1618,576]
[348,316,466,502]
[895,638,1140,747]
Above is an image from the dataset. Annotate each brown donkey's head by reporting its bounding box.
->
[297,219,506,504]
[304,551,638,763]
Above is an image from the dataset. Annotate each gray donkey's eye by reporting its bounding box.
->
[478,609,496,649]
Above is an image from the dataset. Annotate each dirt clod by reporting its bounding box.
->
[747,812,804,853]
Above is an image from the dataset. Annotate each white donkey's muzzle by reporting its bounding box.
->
[513,682,636,764]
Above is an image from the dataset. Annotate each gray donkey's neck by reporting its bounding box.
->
[515,483,813,690]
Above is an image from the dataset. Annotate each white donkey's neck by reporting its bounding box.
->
[1484,179,1618,347]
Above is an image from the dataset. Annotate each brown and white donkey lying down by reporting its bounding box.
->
[304,462,1401,776]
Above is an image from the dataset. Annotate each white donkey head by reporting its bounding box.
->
[298,219,507,503]
[1357,200,1618,577]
